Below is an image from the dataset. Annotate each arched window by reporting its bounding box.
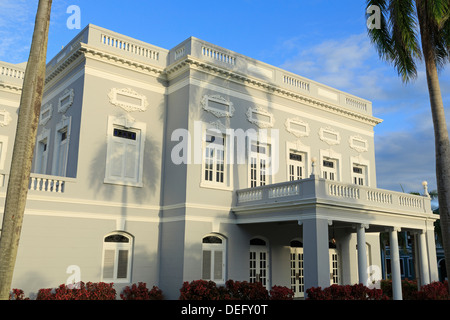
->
[102,232,133,282]
[202,234,226,284]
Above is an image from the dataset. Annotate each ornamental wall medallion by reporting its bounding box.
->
[285,118,310,138]
[0,110,12,127]
[246,106,274,128]
[319,127,341,146]
[108,88,149,113]
[58,88,74,113]
[349,135,368,153]
[201,95,235,118]
[39,103,53,126]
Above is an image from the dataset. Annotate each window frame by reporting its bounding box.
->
[34,129,50,174]
[319,149,342,182]
[350,156,371,187]
[101,232,134,283]
[52,116,71,177]
[201,234,226,285]
[200,124,233,191]
[104,115,146,187]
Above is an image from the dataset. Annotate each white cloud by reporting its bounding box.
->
[278,33,450,195]
[0,0,38,63]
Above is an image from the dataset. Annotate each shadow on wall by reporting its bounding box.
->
[88,130,161,205]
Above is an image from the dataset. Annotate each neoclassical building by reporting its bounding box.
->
[0,24,438,299]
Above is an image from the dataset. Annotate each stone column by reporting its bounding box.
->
[389,227,402,300]
[302,218,330,291]
[418,230,430,286]
[425,226,439,282]
[356,224,368,285]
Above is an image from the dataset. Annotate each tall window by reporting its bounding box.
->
[105,116,146,187]
[52,117,71,177]
[55,127,68,176]
[288,151,305,181]
[322,158,337,181]
[203,132,225,184]
[352,164,367,186]
[250,141,271,188]
[202,235,226,284]
[36,138,48,174]
[102,232,133,282]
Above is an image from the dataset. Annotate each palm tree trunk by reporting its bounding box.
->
[0,0,52,300]
[416,0,450,289]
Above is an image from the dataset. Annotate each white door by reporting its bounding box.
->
[289,243,340,298]
[290,246,305,298]
[329,248,340,285]
[250,246,269,288]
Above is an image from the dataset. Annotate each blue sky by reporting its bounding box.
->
[1,0,448,195]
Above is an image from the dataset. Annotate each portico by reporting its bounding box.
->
[233,175,439,300]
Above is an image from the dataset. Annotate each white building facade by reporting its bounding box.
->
[0,24,439,299]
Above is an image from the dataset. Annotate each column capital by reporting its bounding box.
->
[385,226,401,232]
[353,223,369,230]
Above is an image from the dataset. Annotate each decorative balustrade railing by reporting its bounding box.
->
[236,178,430,215]
[29,174,67,193]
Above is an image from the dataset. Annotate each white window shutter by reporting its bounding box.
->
[117,250,129,279]
[202,250,211,279]
[103,249,115,279]
[214,250,223,280]
[124,143,138,179]
[110,141,125,178]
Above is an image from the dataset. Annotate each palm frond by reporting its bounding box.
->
[389,0,422,81]
[366,0,422,82]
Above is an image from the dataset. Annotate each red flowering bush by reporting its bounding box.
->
[269,285,294,300]
[36,282,116,300]
[225,280,269,300]
[179,279,292,300]
[9,289,29,300]
[380,279,418,300]
[179,280,231,300]
[120,282,164,300]
[306,284,388,300]
[415,281,449,300]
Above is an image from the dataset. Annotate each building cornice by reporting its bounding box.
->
[79,43,165,77]
[44,43,382,127]
[0,83,22,94]
[166,55,382,127]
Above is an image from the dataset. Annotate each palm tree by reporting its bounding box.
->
[0,0,52,300]
[366,0,450,289]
